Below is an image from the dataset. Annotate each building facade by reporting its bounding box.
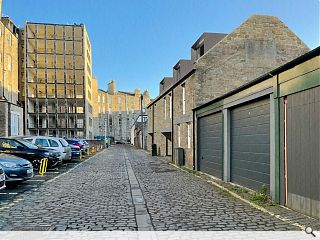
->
[22,22,94,138]
[93,80,151,143]
[0,16,24,137]
[194,47,319,219]
[147,15,309,169]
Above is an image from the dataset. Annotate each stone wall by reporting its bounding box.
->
[172,74,196,168]
[195,15,310,106]
[0,102,8,137]
[147,14,310,169]
[0,102,23,137]
[152,92,173,156]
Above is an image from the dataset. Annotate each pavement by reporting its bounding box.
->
[0,145,316,231]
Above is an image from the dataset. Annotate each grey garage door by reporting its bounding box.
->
[231,98,270,192]
[197,112,223,179]
[286,87,319,219]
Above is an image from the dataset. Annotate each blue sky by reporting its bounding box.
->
[3,0,319,98]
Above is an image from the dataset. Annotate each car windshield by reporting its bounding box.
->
[59,139,69,147]
[18,139,38,149]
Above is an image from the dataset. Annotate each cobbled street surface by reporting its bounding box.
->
[0,145,300,231]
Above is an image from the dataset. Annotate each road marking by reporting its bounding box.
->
[0,192,18,195]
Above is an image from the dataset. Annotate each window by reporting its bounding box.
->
[35,138,50,147]
[98,95,100,103]
[102,96,105,103]
[59,139,68,147]
[98,106,101,113]
[8,34,12,46]
[200,44,205,57]
[182,84,186,115]
[77,119,84,128]
[169,94,172,119]
[187,123,191,149]
[0,139,23,149]
[119,118,122,125]
[48,139,59,147]
[10,111,20,136]
[164,98,167,120]
[118,97,122,104]
[89,117,93,127]
[103,107,105,114]
[8,55,12,71]
[177,124,181,147]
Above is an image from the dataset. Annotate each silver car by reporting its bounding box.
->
[24,136,72,162]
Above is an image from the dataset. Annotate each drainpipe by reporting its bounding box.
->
[171,89,174,163]
[152,105,154,144]
[192,109,195,170]
[1,23,5,100]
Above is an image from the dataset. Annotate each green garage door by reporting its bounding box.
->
[231,98,270,191]
[197,112,223,179]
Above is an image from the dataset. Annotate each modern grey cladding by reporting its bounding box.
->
[191,33,227,61]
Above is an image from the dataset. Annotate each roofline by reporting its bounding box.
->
[160,77,174,84]
[147,68,196,108]
[191,32,228,49]
[193,46,320,111]
[173,59,192,69]
[25,21,84,27]
[98,89,107,93]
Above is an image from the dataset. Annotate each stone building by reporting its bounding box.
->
[93,80,151,143]
[21,22,94,138]
[0,15,24,137]
[147,15,309,169]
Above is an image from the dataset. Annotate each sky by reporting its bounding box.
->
[3,0,319,98]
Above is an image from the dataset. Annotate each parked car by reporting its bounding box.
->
[0,138,61,169]
[66,139,89,154]
[0,165,5,190]
[0,153,33,183]
[23,136,71,162]
[70,144,81,159]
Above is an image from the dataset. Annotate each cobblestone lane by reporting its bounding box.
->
[0,145,300,231]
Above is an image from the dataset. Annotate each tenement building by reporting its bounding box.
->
[22,22,94,138]
[92,80,151,143]
[0,15,24,137]
[147,15,309,168]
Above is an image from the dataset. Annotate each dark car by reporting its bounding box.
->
[66,139,89,155]
[0,165,5,190]
[0,138,62,169]
[0,154,33,183]
[70,144,81,159]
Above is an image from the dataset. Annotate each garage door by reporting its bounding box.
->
[231,98,270,191]
[197,112,223,179]
[285,87,319,219]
